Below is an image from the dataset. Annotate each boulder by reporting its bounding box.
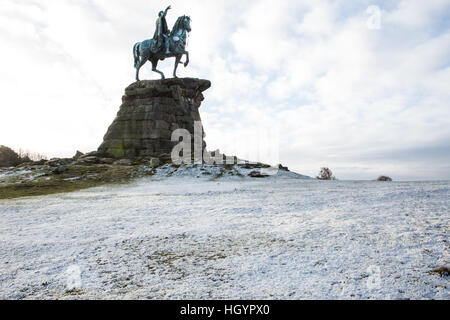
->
[149,158,161,168]
[79,151,98,158]
[33,159,47,166]
[52,166,69,175]
[239,163,271,170]
[99,158,115,164]
[114,159,133,166]
[249,171,270,178]
[73,151,84,160]
[159,153,172,164]
[77,156,100,164]
[46,159,63,167]
[17,162,34,168]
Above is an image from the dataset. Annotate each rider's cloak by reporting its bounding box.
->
[153,16,169,40]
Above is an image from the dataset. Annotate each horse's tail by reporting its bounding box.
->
[133,43,140,68]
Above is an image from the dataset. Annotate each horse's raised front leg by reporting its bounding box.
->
[173,55,182,78]
[151,60,165,79]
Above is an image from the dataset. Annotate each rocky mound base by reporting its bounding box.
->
[98,78,211,159]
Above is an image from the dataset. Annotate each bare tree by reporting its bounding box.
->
[17,148,47,162]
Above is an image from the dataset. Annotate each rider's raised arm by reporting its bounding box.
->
[163,5,171,17]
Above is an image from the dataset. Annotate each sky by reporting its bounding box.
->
[0,0,449,180]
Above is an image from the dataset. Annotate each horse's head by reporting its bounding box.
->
[182,16,191,33]
[171,16,192,37]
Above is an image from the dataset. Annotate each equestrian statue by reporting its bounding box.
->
[133,5,192,81]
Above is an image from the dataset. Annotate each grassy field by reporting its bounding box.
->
[0,164,153,200]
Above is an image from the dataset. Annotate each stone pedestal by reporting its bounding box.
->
[98,78,211,158]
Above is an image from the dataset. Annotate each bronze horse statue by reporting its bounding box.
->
[133,16,191,81]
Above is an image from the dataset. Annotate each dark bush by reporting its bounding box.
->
[0,145,21,167]
[0,146,47,168]
[429,267,449,277]
[317,167,336,180]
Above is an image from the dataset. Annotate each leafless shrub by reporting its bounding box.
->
[16,148,48,162]
[317,167,336,180]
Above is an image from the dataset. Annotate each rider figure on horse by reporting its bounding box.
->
[134,6,191,80]
[153,5,171,55]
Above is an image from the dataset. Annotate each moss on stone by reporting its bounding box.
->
[107,140,125,158]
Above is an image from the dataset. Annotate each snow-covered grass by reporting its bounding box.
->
[0,177,448,300]
[150,164,311,180]
[0,167,48,184]
[0,169,33,178]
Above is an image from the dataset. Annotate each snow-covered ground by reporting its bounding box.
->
[0,176,448,300]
